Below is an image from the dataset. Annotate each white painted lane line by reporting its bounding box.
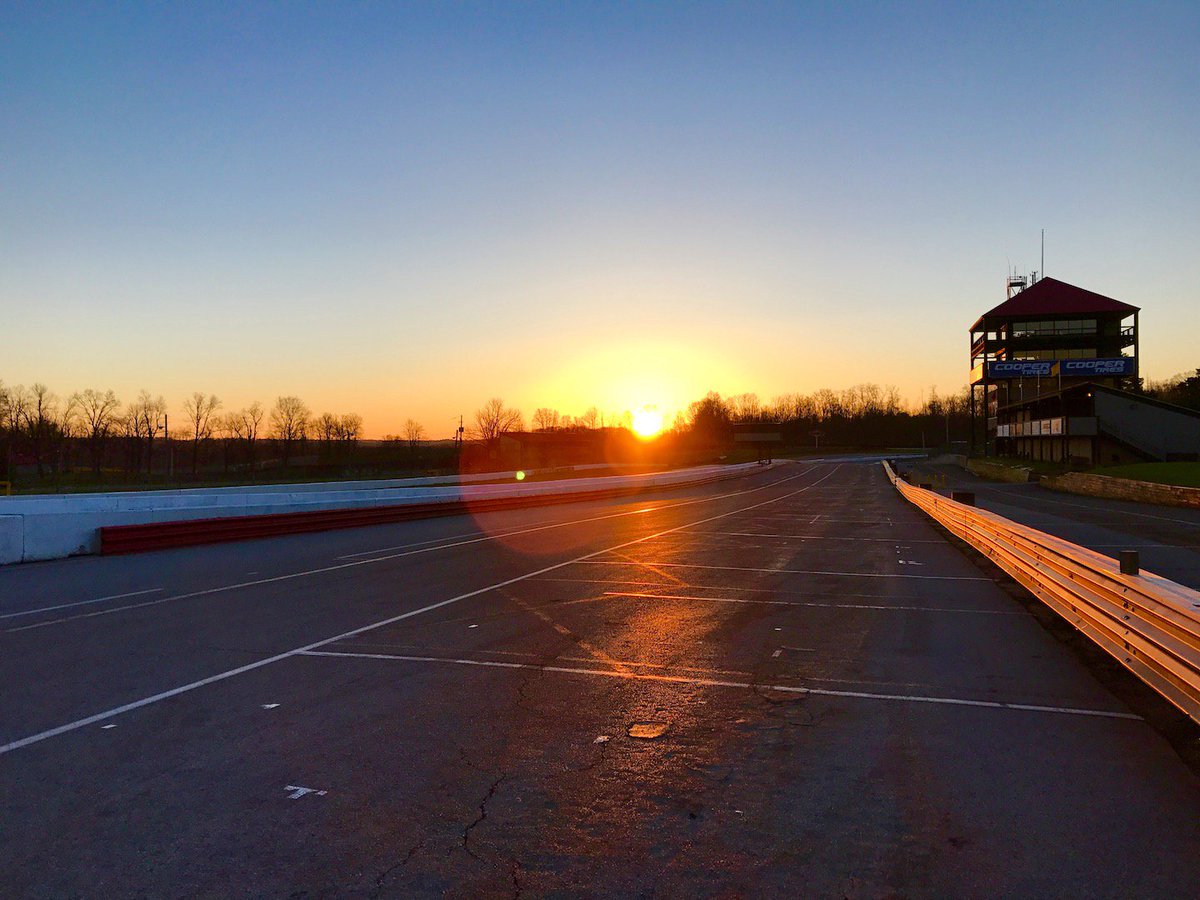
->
[0,588,165,621]
[339,643,762,680]
[334,470,816,561]
[679,532,946,544]
[336,533,477,558]
[988,489,1200,527]
[531,576,989,605]
[746,517,918,526]
[0,466,841,755]
[297,650,1142,721]
[595,592,1023,615]
[326,641,954,691]
[335,509,671,561]
[285,785,327,799]
[3,467,818,634]
[573,561,994,582]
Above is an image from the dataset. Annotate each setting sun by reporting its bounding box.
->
[630,408,664,439]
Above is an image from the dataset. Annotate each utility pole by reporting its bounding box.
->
[158,413,172,480]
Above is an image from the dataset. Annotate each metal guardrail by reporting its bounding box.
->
[882,460,1200,724]
[99,468,749,556]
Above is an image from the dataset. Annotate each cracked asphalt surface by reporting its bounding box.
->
[3,460,1200,897]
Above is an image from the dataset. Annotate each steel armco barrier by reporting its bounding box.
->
[882,461,1200,724]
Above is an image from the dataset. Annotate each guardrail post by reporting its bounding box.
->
[950,491,976,506]
[1119,551,1140,576]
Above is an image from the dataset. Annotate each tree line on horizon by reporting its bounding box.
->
[0,378,956,483]
[0,384,373,482]
[437,370,1200,451]
[3,370,1196,487]
[1143,369,1200,411]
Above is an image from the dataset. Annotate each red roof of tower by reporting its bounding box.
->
[970,277,1138,331]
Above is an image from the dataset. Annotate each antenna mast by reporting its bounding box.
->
[1041,229,1045,278]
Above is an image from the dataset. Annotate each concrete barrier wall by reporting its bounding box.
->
[6,463,635,501]
[1041,472,1200,510]
[0,516,21,564]
[0,463,762,564]
[966,459,1035,483]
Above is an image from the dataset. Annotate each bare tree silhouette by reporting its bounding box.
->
[68,389,120,475]
[338,414,363,454]
[127,390,167,475]
[27,383,60,477]
[531,408,560,431]
[225,402,265,469]
[404,418,425,448]
[577,406,599,430]
[471,397,523,442]
[315,412,340,444]
[183,392,221,475]
[271,395,310,466]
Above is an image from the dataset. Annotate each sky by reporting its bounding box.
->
[3,2,1198,438]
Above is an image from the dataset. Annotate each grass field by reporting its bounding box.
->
[1091,462,1200,488]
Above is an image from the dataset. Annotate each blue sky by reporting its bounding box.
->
[3,2,1197,435]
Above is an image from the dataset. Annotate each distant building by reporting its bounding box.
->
[968,276,1199,464]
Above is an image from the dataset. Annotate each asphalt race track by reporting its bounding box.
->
[3,461,1199,897]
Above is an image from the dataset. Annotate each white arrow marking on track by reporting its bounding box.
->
[285,785,327,800]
